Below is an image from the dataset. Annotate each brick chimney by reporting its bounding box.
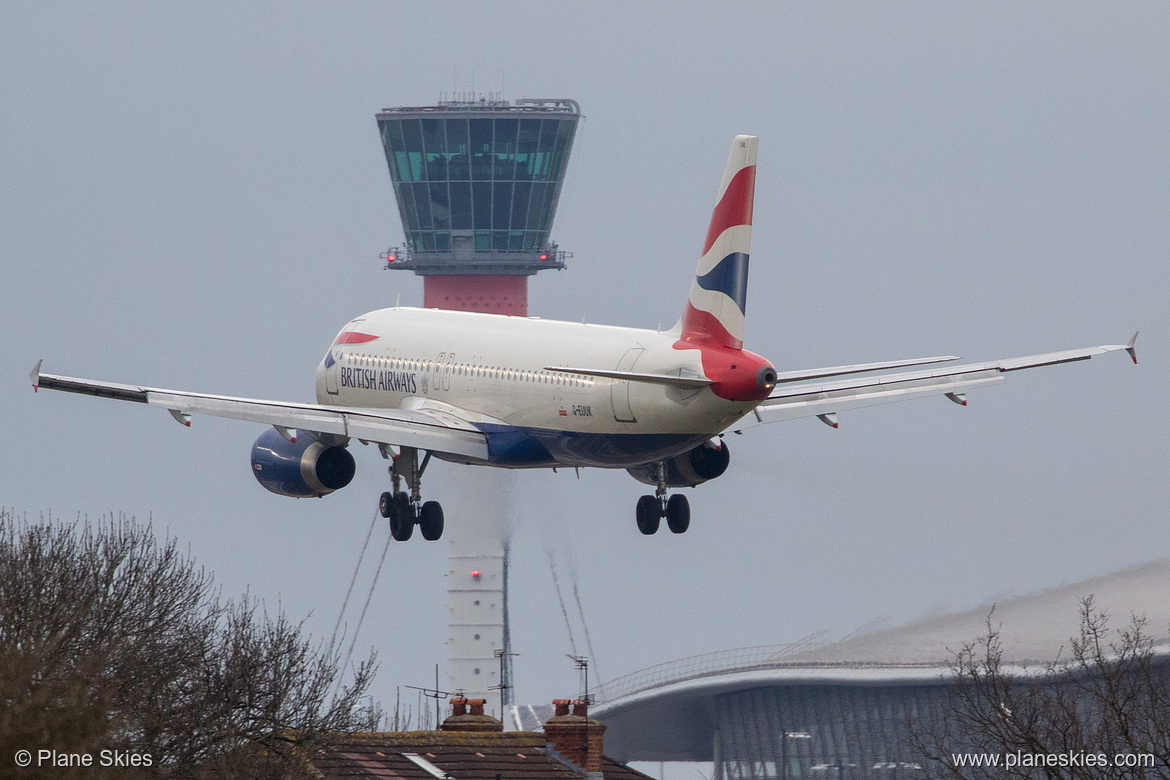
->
[544,698,606,776]
[440,697,503,733]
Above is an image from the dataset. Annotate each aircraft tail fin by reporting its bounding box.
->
[678,135,757,350]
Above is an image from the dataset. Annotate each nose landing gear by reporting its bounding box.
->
[378,446,444,541]
[635,462,690,535]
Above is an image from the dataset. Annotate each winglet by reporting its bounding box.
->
[167,408,192,427]
[945,392,968,406]
[30,360,42,392]
[1126,331,1139,364]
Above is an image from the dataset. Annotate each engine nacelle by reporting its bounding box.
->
[627,439,730,488]
[250,427,355,498]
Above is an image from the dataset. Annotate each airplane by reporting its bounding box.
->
[31,135,1138,542]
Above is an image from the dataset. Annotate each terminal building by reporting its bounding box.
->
[590,560,1170,779]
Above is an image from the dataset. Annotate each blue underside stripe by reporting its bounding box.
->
[474,423,711,469]
[695,251,749,314]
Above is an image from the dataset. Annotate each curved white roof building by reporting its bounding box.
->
[593,560,1170,778]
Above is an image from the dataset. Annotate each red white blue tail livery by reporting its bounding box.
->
[680,135,756,350]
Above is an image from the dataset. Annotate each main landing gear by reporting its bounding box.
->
[378,446,444,541]
[635,463,690,535]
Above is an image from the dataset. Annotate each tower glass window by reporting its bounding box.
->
[377,100,579,263]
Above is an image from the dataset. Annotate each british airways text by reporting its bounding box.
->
[341,367,417,394]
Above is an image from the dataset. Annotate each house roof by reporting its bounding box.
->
[309,730,655,780]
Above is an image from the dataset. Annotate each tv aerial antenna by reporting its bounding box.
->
[406,664,464,729]
[567,654,592,705]
[490,649,519,719]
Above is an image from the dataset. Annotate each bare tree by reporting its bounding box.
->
[0,510,379,779]
[911,598,1170,780]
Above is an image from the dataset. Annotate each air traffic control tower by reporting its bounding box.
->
[375,96,581,708]
[376,96,580,316]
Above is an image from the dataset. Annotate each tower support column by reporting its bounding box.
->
[424,275,528,316]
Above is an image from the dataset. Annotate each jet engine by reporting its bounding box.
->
[250,427,355,498]
[627,439,730,488]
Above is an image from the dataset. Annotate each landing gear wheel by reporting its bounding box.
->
[378,491,393,519]
[419,501,445,541]
[389,492,415,541]
[666,494,690,534]
[636,495,660,535]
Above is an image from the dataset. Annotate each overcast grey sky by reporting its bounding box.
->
[3,2,1167,724]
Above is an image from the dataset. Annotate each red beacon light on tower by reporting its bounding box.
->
[380,246,401,268]
[471,569,481,579]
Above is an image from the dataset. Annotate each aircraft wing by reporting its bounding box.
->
[29,363,489,460]
[750,335,1137,427]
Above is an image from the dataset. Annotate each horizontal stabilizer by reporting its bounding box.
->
[544,366,715,388]
[772,355,960,385]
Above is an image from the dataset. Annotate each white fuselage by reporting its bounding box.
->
[314,307,761,468]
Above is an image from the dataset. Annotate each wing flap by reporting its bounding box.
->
[33,368,489,460]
